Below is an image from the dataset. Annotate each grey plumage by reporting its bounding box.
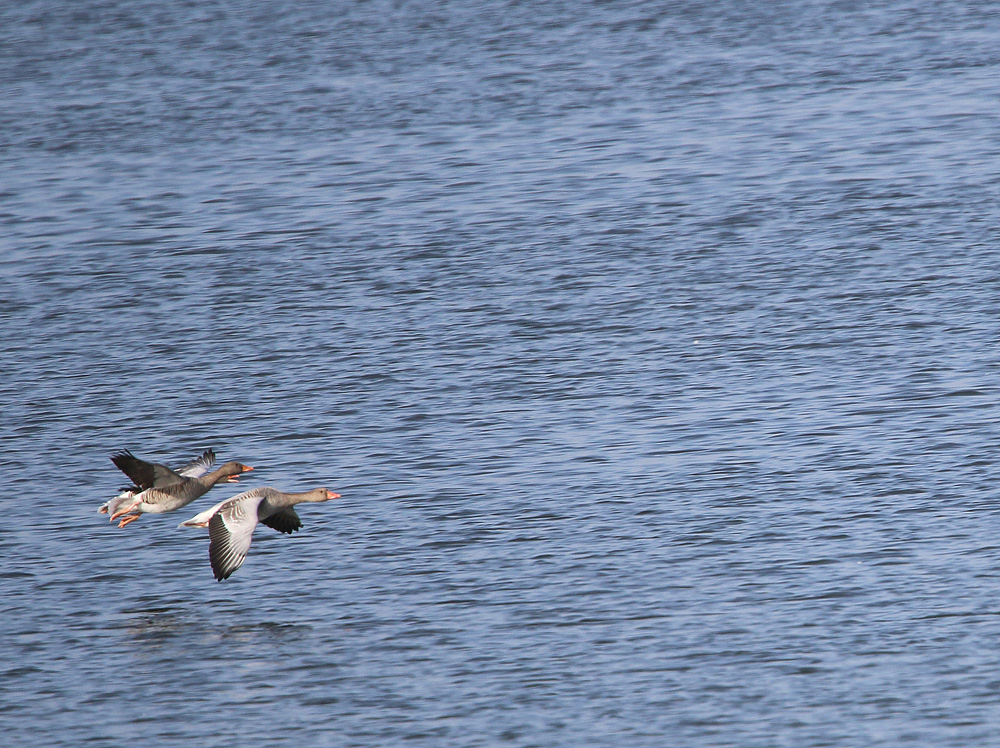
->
[102,448,253,527]
[180,486,339,580]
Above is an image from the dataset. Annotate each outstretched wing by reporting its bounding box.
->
[176,448,216,479]
[111,449,184,490]
[260,508,301,534]
[207,489,269,580]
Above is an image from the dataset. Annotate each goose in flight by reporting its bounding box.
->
[99,448,222,515]
[180,486,340,580]
[101,448,253,528]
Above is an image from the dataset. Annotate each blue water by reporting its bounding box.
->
[4,1,1000,746]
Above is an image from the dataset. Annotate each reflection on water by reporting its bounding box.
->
[123,608,187,642]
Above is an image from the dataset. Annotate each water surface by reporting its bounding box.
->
[3,1,1000,746]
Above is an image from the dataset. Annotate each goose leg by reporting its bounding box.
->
[118,514,141,528]
[110,500,141,521]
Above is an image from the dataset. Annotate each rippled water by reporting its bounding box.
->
[4,1,1000,746]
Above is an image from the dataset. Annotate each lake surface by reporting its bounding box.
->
[3,1,1000,746]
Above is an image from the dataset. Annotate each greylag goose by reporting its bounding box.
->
[102,448,254,528]
[179,486,340,580]
[98,448,219,515]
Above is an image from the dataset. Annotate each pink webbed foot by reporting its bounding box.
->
[110,502,140,521]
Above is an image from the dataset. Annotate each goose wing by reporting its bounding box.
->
[111,449,184,490]
[176,448,216,479]
[260,508,302,534]
[207,488,273,580]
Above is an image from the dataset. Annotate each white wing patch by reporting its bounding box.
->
[206,488,268,580]
[177,449,216,479]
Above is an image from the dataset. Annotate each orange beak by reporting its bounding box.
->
[327,491,341,500]
[243,465,254,472]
